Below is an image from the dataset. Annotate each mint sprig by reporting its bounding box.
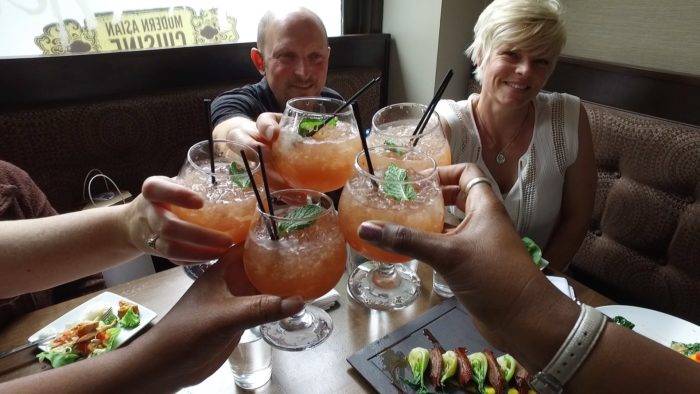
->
[276,204,325,236]
[384,139,406,156]
[229,162,251,188]
[298,116,337,137]
[381,164,417,201]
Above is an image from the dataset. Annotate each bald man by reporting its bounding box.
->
[211,8,343,149]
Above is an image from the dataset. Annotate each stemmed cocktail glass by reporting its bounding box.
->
[172,140,261,279]
[243,189,346,350]
[338,146,444,310]
[368,103,451,167]
[270,97,361,192]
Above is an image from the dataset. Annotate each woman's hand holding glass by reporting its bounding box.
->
[123,176,234,263]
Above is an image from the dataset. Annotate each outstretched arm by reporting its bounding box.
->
[0,177,232,298]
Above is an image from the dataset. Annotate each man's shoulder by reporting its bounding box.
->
[215,80,267,101]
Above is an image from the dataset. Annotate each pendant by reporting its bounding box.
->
[496,152,506,165]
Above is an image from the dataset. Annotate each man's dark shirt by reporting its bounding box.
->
[211,77,344,126]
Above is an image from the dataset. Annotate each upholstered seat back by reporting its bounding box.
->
[569,102,699,323]
[0,68,382,214]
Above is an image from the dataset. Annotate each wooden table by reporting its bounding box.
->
[0,263,613,393]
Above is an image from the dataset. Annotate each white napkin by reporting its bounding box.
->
[311,289,340,311]
[547,276,576,300]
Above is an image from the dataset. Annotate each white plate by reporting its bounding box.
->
[597,305,699,347]
[28,291,157,352]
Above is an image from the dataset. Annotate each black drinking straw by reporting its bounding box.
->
[203,99,217,185]
[240,150,277,240]
[315,76,382,131]
[256,146,278,240]
[412,69,454,146]
[358,127,378,188]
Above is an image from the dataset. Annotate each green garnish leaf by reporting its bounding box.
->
[229,162,251,188]
[613,315,635,329]
[671,341,700,356]
[298,116,337,137]
[37,349,81,368]
[381,163,417,202]
[119,308,140,329]
[522,237,544,268]
[384,139,406,156]
[276,204,325,237]
[104,327,122,350]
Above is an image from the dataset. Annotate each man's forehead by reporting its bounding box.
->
[265,12,327,53]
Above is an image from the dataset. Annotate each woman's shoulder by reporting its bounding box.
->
[536,91,580,109]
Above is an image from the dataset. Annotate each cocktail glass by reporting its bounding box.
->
[243,189,346,350]
[172,140,261,279]
[271,97,361,192]
[338,146,444,310]
[368,102,452,166]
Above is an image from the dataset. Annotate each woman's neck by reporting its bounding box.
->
[474,92,532,147]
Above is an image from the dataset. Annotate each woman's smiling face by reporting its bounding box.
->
[479,46,556,107]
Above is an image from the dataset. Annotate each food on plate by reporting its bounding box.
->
[441,350,458,384]
[455,347,473,387]
[467,352,488,393]
[612,315,635,329]
[407,347,430,391]
[405,347,537,394]
[671,342,700,363]
[484,350,505,393]
[118,300,141,329]
[497,354,516,382]
[37,302,141,368]
[429,346,443,387]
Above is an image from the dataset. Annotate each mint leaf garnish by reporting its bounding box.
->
[298,116,337,137]
[522,237,544,268]
[384,139,406,156]
[229,162,251,188]
[381,164,417,201]
[276,204,325,236]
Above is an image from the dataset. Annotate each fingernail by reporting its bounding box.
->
[358,221,384,242]
[280,296,304,315]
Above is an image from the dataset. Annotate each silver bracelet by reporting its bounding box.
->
[530,303,607,393]
[464,176,492,195]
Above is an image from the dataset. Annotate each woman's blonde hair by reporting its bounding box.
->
[466,0,566,82]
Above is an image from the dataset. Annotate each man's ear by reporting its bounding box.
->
[251,48,265,76]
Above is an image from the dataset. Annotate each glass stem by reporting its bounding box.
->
[279,304,314,331]
[372,262,400,289]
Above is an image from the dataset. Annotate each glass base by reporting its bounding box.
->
[183,261,215,280]
[347,261,421,311]
[260,305,333,351]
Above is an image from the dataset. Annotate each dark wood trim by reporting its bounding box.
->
[545,56,700,125]
[0,34,391,110]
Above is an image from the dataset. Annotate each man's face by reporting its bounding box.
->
[262,15,330,107]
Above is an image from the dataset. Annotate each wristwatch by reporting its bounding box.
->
[529,304,607,393]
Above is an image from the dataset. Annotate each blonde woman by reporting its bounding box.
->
[436,0,596,271]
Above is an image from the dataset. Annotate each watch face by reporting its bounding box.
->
[531,372,563,394]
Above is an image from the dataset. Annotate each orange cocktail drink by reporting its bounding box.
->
[368,103,451,167]
[172,140,261,279]
[271,97,361,192]
[243,189,346,350]
[338,146,444,310]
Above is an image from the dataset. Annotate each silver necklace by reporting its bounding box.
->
[476,105,531,165]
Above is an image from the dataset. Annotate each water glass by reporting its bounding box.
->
[432,269,454,298]
[229,327,272,389]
